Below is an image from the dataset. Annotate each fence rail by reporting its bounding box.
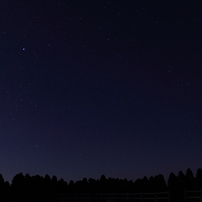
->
[184,189,202,202]
[9,189,202,202]
[56,192,169,202]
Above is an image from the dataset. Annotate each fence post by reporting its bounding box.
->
[184,190,186,202]
[168,191,170,202]
[155,192,157,202]
[88,192,90,202]
[141,192,143,202]
[62,193,65,202]
[200,188,202,202]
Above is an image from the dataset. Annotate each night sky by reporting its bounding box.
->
[1,0,202,183]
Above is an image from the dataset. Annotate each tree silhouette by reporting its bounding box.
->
[0,174,10,201]
[100,175,107,192]
[141,176,149,192]
[134,178,142,193]
[168,172,178,202]
[44,174,51,194]
[88,178,97,193]
[68,180,75,193]
[127,180,134,192]
[0,173,5,196]
[168,172,177,188]
[11,172,26,201]
[155,174,167,191]
[2,181,10,201]
[121,178,129,193]
[81,177,89,192]
[177,171,186,189]
[57,178,68,193]
[185,168,195,190]
[107,177,116,192]
[196,168,202,189]
[175,171,186,202]
[51,175,58,193]
[0,167,201,201]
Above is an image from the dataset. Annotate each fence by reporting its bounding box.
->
[55,192,169,202]
[184,189,202,202]
[10,189,202,202]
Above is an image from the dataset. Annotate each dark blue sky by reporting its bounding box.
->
[1,0,202,183]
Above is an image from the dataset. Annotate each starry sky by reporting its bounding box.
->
[1,0,202,183]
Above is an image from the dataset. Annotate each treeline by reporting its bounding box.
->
[0,168,202,201]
